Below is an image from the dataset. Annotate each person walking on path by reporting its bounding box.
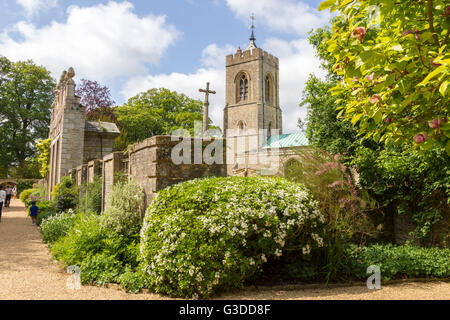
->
[0,185,6,223]
[12,185,17,199]
[5,185,12,207]
[29,201,39,226]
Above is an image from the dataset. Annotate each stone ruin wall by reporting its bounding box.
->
[62,135,227,214]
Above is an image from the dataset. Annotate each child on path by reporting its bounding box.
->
[29,201,39,226]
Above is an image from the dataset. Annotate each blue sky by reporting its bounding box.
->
[0,0,331,133]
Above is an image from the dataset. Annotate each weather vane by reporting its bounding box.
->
[250,13,256,41]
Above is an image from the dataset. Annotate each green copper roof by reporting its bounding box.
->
[263,132,309,149]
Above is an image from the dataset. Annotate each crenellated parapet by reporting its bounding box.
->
[226,48,279,67]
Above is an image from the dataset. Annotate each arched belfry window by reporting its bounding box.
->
[265,74,272,103]
[239,74,249,101]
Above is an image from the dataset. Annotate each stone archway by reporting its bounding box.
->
[0,179,18,187]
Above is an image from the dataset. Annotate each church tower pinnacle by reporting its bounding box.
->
[247,13,257,51]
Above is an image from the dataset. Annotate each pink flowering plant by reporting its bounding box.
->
[319,0,450,155]
[139,176,324,298]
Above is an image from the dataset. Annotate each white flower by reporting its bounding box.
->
[302,245,311,255]
[275,249,282,257]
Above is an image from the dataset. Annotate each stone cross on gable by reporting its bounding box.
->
[199,82,216,136]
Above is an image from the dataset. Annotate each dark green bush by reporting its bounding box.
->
[345,244,450,280]
[139,176,323,298]
[52,176,78,212]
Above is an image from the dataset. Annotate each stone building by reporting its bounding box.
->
[47,68,119,198]
[223,29,309,176]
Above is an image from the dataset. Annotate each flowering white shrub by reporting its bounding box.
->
[40,209,77,244]
[139,176,324,298]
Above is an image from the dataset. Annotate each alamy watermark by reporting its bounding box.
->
[169,121,281,174]
[366,265,381,290]
[66,265,81,290]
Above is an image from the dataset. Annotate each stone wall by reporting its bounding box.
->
[58,135,227,213]
[127,136,227,209]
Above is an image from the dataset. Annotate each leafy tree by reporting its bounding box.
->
[319,0,450,155]
[301,28,361,156]
[0,57,55,176]
[75,79,117,123]
[115,88,214,146]
[302,21,449,245]
[36,138,51,178]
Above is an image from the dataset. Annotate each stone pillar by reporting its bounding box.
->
[102,152,125,212]
[87,159,102,183]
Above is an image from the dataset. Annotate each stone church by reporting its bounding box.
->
[45,28,309,203]
[223,29,309,176]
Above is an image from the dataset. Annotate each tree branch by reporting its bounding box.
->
[427,0,440,47]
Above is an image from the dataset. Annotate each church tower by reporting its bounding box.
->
[223,21,282,157]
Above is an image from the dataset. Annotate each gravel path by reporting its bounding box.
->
[0,199,448,300]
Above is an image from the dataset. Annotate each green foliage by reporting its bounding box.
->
[40,210,78,244]
[52,176,78,212]
[79,176,103,214]
[19,188,35,204]
[36,138,51,178]
[139,176,324,298]
[352,144,450,245]
[301,74,360,155]
[9,158,42,179]
[346,244,450,280]
[117,267,148,294]
[100,179,145,236]
[50,212,140,287]
[0,57,55,175]
[114,88,207,146]
[17,180,34,196]
[320,0,450,154]
[79,253,123,286]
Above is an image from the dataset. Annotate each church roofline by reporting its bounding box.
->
[226,48,278,66]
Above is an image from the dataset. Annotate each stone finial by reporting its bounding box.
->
[67,67,75,79]
[59,71,67,84]
[236,47,242,55]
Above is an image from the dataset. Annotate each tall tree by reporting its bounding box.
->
[319,0,450,155]
[300,28,362,156]
[115,88,213,146]
[0,57,55,177]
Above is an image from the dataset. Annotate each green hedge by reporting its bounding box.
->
[346,244,450,280]
[139,176,324,298]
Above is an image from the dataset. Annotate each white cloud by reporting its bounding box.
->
[225,0,330,35]
[263,37,326,133]
[122,40,325,133]
[1,1,180,80]
[122,44,230,129]
[17,0,58,18]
